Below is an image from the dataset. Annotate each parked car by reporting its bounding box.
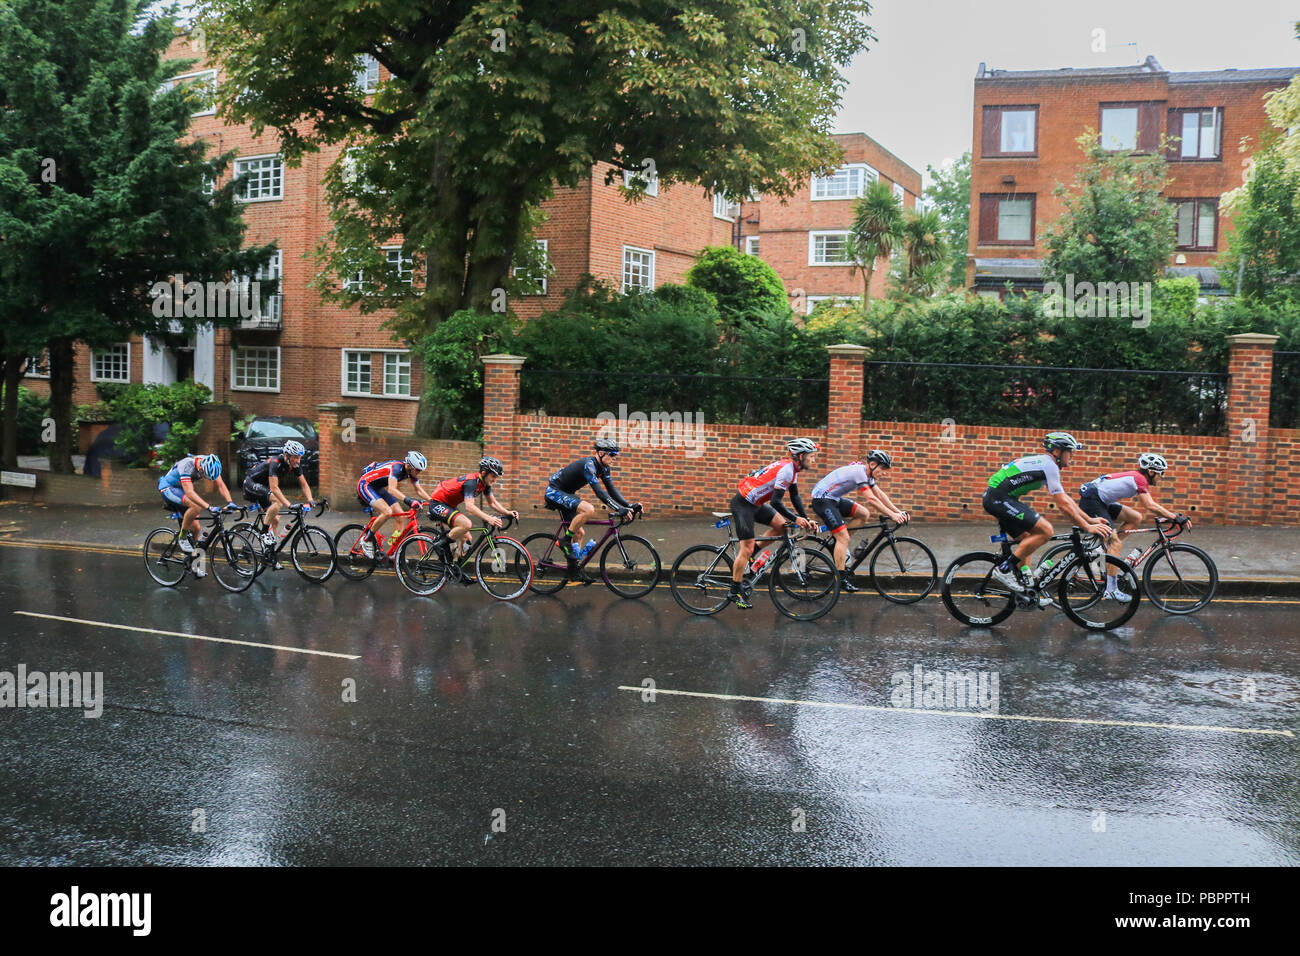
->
[233,416,320,487]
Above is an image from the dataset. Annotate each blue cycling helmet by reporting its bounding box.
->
[198,454,221,479]
[282,439,306,457]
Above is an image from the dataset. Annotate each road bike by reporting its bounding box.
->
[395,513,532,601]
[520,509,661,598]
[142,504,259,592]
[234,498,337,584]
[808,515,938,603]
[334,502,428,581]
[941,526,1140,631]
[1036,515,1216,615]
[668,512,840,621]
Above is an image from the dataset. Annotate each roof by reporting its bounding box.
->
[1164,265,1223,290]
[976,56,1299,87]
[973,258,1043,283]
[1168,68,1300,85]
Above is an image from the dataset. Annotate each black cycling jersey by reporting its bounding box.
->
[246,454,301,485]
[548,456,630,510]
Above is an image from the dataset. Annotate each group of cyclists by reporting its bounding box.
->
[158,427,1191,603]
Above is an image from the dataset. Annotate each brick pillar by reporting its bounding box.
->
[197,403,235,469]
[317,402,357,504]
[826,344,867,460]
[1225,333,1279,525]
[482,354,524,467]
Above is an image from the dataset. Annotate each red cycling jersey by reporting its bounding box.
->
[737,459,797,506]
[430,472,481,507]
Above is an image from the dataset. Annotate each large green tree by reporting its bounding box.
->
[923,151,970,287]
[1219,141,1300,299]
[0,0,275,472]
[197,0,874,433]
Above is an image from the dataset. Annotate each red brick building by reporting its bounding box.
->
[967,56,1299,295]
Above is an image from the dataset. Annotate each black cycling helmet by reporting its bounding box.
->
[479,456,504,476]
[866,449,893,469]
[594,438,620,455]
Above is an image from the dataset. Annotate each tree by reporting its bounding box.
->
[196,0,875,434]
[0,0,275,472]
[895,207,950,296]
[923,152,970,287]
[1218,141,1300,300]
[1041,132,1174,289]
[847,179,904,301]
[685,245,787,325]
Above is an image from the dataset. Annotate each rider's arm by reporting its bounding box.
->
[769,486,801,523]
[487,490,513,514]
[584,461,619,509]
[1135,492,1178,521]
[268,473,291,508]
[871,485,903,515]
[1054,491,1109,535]
[599,472,632,510]
[181,479,209,510]
[214,476,234,505]
[787,484,809,520]
[299,474,314,504]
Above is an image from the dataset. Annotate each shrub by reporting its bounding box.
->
[108,381,212,468]
[685,245,787,323]
[414,308,517,440]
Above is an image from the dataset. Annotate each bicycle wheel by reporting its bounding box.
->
[212,528,259,592]
[941,552,1016,627]
[475,536,533,601]
[395,534,449,595]
[143,527,188,586]
[290,526,336,583]
[334,524,377,580]
[768,546,840,621]
[1058,554,1140,630]
[231,520,269,578]
[1142,543,1217,615]
[521,532,569,595]
[868,536,938,604]
[669,544,735,615]
[600,534,661,599]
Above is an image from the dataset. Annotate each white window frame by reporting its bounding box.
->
[623,168,659,197]
[381,350,414,399]
[23,353,50,379]
[805,294,862,314]
[809,230,853,266]
[230,346,281,393]
[233,154,284,202]
[811,163,877,201]
[713,193,740,221]
[340,349,373,398]
[383,246,415,286]
[236,250,282,326]
[354,54,380,93]
[621,245,655,292]
[160,69,218,117]
[515,239,549,295]
[90,343,131,383]
[745,235,760,256]
[893,182,905,202]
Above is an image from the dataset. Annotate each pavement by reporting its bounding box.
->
[0,499,1297,592]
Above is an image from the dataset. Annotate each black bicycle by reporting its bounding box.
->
[142,504,259,592]
[395,513,532,601]
[941,526,1140,631]
[234,498,337,584]
[808,515,938,603]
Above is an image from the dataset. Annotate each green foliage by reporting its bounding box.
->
[685,247,786,325]
[107,381,212,469]
[413,308,519,441]
[5,386,50,454]
[1154,277,1200,320]
[1218,143,1300,299]
[848,180,905,300]
[924,152,972,287]
[231,414,255,443]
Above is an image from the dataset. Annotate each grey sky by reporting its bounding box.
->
[835,0,1300,186]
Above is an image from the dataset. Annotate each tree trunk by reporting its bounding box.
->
[863,262,875,302]
[47,338,76,474]
[1,356,20,469]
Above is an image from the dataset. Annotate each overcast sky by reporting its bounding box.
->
[835,0,1300,185]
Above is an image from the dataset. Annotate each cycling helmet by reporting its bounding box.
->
[594,438,620,455]
[479,456,504,476]
[786,438,820,456]
[866,449,893,469]
[282,440,306,458]
[404,450,427,472]
[1043,431,1083,452]
[198,454,221,479]
[1138,452,1168,474]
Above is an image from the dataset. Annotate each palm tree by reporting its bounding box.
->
[897,208,951,297]
[848,180,905,301]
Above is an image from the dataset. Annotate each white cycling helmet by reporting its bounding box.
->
[786,438,820,456]
[282,439,306,457]
[1138,452,1168,474]
[404,450,427,472]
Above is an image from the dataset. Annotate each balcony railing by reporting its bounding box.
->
[240,294,282,331]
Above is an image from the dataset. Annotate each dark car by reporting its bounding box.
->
[233,416,320,487]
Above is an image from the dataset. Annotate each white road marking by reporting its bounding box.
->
[13,611,359,660]
[617,685,1294,738]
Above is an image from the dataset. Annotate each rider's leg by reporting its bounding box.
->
[448,511,473,546]
[567,500,595,547]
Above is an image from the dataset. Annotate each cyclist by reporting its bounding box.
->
[545,438,641,581]
[242,439,315,549]
[356,451,434,559]
[810,450,910,593]
[729,438,818,609]
[983,432,1112,595]
[1078,452,1190,602]
[157,453,237,566]
[428,456,519,556]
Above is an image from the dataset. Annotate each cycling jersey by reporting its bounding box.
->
[245,454,301,486]
[359,460,411,487]
[986,454,1065,498]
[738,459,797,506]
[431,472,481,508]
[548,456,629,510]
[158,455,203,491]
[811,463,875,501]
[1080,470,1149,504]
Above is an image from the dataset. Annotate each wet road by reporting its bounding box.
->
[1,543,1297,865]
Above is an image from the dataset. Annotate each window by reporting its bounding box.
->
[342,268,366,293]
[354,54,380,93]
[237,250,282,326]
[91,343,130,383]
[811,164,877,200]
[234,155,283,201]
[514,239,549,295]
[893,182,905,202]
[1170,108,1223,160]
[1100,102,1160,152]
[159,70,217,116]
[384,246,415,286]
[745,236,760,256]
[1174,199,1218,250]
[342,350,372,396]
[981,106,1039,157]
[977,194,1036,245]
[622,246,654,291]
[806,295,861,314]
[809,231,852,265]
[23,353,49,379]
[623,168,658,197]
[231,346,280,392]
[713,193,740,220]
[382,352,412,397]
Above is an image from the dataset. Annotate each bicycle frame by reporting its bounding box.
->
[1116,517,1187,568]
[438,514,518,577]
[545,509,642,568]
[247,498,330,559]
[993,527,1099,599]
[712,516,810,588]
[812,515,901,572]
[360,504,424,560]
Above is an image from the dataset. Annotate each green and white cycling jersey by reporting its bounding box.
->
[986,454,1065,498]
